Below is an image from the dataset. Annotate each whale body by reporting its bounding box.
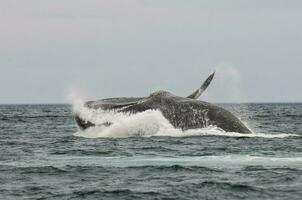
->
[74,72,252,134]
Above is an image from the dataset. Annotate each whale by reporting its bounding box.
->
[74,72,252,133]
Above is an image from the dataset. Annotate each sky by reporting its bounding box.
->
[1,0,301,104]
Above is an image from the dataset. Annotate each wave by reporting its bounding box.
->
[2,155,302,169]
[100,155,302,168]
[72,98,300,139]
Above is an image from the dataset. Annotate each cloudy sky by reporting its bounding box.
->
[1,0,301,104]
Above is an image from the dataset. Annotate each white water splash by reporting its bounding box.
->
[72,97,299,139]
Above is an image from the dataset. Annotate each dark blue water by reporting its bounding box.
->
[0,104,301,200]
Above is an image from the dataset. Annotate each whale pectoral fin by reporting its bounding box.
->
[187,71,215,99]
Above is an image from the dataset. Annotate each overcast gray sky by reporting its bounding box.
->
[1,0,301,104]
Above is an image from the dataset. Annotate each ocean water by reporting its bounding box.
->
[0,103,301,200]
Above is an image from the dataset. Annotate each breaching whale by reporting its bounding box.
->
[74,72,252,133]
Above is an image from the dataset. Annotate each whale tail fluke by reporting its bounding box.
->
[187,71,215,99]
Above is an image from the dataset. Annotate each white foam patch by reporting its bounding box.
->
[72,98,299,139]
[4,155,302,169]
[87,155,302,168]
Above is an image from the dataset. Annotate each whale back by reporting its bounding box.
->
[119,92,251,133]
